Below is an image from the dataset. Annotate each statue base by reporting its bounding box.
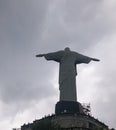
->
[55,101,84,115]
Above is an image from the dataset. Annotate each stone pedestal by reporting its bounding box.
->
[55,101,84,115]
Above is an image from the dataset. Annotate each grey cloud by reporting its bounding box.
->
[0,0,50,50]
[0,81,56,103]
[87,41,116,128]
[38,0,116,51]
[0,55,57,104]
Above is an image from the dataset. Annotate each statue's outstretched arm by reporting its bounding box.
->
[91,58,100,62]
[75,52,100,64]
[36,51,63,62]
[36,54,45,57]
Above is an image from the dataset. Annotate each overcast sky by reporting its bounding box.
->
[0,0,116,130]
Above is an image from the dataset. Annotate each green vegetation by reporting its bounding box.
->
[32,118,56,130]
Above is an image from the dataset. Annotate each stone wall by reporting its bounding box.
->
[52,113,109,130]
[21,113,109,130]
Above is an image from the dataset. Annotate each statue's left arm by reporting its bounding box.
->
[75,52,100,64]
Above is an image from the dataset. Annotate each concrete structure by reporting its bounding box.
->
[55,101,84,115]
[21,113,109,130]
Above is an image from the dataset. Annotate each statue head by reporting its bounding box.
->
[64,47,70,52]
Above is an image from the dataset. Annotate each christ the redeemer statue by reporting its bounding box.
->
[36,47,99,102]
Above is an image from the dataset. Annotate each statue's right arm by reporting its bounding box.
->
[36,54,45,57]
[36,51,63,61]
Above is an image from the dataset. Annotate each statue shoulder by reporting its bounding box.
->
[44,50,64,62]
